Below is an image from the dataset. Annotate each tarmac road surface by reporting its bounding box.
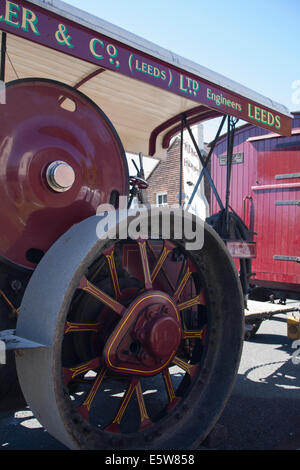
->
[0,309,299,451]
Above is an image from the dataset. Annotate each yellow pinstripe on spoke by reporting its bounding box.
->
[151,246,172,283]
[173,267,192,302]
[105,250,121,299]
[81,367,107,412]
[111,378,138,426]
[138,241,152,290]
[135,381,151,425]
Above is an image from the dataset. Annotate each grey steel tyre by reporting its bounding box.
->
[16,210,244,450]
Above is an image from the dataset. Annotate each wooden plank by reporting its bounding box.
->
[245,300,300,318]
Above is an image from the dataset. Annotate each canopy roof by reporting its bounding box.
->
[0,0,293,159]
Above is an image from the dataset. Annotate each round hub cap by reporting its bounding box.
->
[145,315,180,360]
[46,161,76,192]
[104,291,182,376]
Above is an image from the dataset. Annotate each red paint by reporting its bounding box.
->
[104,291,181,376]
[0,79,128,269]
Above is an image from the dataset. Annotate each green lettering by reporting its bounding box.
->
[21,8,40,35]
[180,75,188,93]
[141,62,147,73]
[107,44,117,58]
[254,106,261,122]
[207,88,212,99]
[161,70,166,81]
[248,104,254,119]
[193,80,199,91]
[275,115,281,129]
[268,112,275,127]
[261,109,267,124]
[89,38,104,59]
[135,59,142,71]
[147,64,153,76]
[5,1,20,28]
[186,77,193,89]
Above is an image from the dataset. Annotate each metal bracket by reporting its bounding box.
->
[274,255,300,263]
[275,173,300,180]
[275,200,300,206]
[185,114,227,212]
[0,329,47,364]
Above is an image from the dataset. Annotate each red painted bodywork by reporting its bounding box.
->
[211,113,300,293]
[0,79,128,269]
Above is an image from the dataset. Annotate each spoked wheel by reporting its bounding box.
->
[244,318,263,340]
[16,211,244,450]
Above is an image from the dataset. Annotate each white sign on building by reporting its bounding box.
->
[181,124,209,221]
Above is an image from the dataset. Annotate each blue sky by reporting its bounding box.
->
[64,0,299,145]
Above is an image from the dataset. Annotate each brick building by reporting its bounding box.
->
[144,125,210,221]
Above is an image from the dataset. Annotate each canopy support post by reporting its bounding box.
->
[186,115,227,212]
[0,32,6,82]
[225,116,238,234]
[179,115,184,207]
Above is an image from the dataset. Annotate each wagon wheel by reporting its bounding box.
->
[16,212,244,450]
[244,318,263,340]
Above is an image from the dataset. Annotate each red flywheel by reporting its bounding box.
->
[0,78,128,269]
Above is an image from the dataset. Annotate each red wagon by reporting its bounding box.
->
[210,112,300,300]
[0,0,293,450]
[209,113,300,336]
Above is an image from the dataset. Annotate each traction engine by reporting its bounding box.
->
[0,78,244,450]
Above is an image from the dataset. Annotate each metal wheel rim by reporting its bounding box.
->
[16,211,244,450]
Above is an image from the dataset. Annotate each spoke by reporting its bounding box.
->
[177,290,206,311]
[172,356,198,379]
[138,240,152,290]
[162,368,180,410]
[77,367,107,420]
[135,381,152,429]
[64,357,102,384]
[79,276,125,316]
[147,241,175,290]
[182,328,205,340]
[173,266,192,303]
[104,247,121,299]
[150,241,173,283]
[64,321,101,334]
[135,381,152,430]
[105,377,139,433]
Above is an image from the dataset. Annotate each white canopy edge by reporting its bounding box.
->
[28,0,292,119]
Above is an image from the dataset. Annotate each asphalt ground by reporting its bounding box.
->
[0,311,299,452]
[218,311,300,450]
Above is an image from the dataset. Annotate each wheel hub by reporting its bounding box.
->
[46,161,76,193]
[104,291,182,376]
